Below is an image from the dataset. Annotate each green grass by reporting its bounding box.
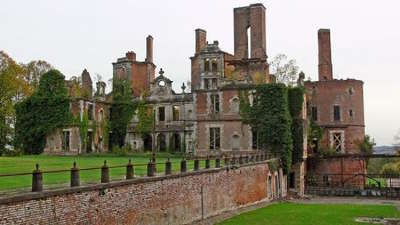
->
[217,203,400,225]
[0,154,212,192]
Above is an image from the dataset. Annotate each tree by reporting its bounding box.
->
[15,70,72,154]
[270,54,299,86]
[0,51,30,154]
[22,60,53,90]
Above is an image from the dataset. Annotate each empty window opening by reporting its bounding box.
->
[289,172,295,189]
[204,79,209,90]
[212,78,217,89]
[157,133,166,152]
[173,106,180,121]
[88,104,94,121]
[209,127,220,150]
[62,131,70,151]
[349,109,354,118]
[86,131,93,153]
[333,105,341,121]
[211,94,220,113]
[211,59,218,72]
[311,106,318,121]
[204,59,210,72]
[158,107,165,122]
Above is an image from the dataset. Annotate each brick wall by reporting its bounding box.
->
[0,162,286,225]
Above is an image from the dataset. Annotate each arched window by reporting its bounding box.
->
[98,109,104,121]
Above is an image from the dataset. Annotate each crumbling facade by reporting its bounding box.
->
[44,69,111,154]
[41,3,366,191]
[304,29,366,186]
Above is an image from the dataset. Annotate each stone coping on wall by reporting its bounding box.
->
[0,160,273,205]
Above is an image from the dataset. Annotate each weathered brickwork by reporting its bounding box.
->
[0,162,286,225]
[305,29,366,183]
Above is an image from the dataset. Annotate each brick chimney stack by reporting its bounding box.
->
[146,35,153,63]
[126,51,136,61]
[195,29,207,53]
[318,29,333,81]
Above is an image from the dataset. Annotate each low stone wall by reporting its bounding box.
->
[306,186,400,198]
[0,161,286,225]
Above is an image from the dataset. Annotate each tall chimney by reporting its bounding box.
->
[195,29,207,53]
[318,29,333,81]
[146,35,153,63]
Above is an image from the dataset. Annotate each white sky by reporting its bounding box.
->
[1,0,399,146]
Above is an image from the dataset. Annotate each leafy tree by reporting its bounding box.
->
[22,60,53,90]
[15,70,72,154]
[270,54,299,86]
[358,135,376,155]
[0,51,30,154]
[110,78,136,147]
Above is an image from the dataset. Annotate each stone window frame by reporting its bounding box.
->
[205,124,224,151]
[158,106,165,122]
[87,102,95,121]
[329,130,345,153]
[229,96,240,114]
[332,104,341,122]
[207,92,222,114]
[61,128,72,152]
[311,105,318,122]
[172,105,180,121]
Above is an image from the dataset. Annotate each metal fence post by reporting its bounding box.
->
[165,158,172,175]
[147,160,155,177]
[194,159,199,171]
[215,157,220,168]
[126,159,134,179]
[205,157,210,169]
[181,158,187,173]
[70,161,80,187]
[101,160,110,183]
[32,163,43,192]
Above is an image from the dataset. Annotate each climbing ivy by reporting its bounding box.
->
[135,100,154,138]
[110,78,136,147]
[76,111,89,151]
[15,70,72,154]
[288,87,305,164]
[101,119,109,148]
[240,83,293,173]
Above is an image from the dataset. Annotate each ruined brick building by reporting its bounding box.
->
[42,4,366,190]
[44,69,111,154]
[304,29,366,186]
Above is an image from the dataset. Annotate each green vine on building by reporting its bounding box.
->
[239,83,305,173]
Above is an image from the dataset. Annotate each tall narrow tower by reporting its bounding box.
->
[318,29,333,81]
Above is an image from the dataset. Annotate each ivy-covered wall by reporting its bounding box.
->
[239,83,305,173]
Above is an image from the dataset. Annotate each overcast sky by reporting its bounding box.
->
[1,0,399,146]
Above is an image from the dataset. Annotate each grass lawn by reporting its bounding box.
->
[217,203,400,225]
[0,154,210,192]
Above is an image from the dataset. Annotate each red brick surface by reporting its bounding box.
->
[0,163,286,225]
